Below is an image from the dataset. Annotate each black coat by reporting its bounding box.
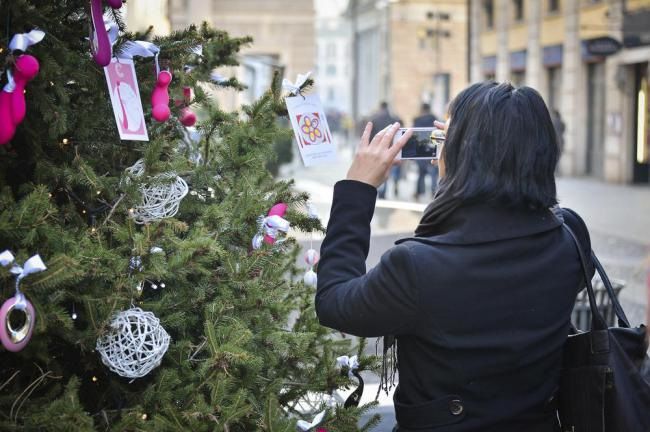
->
[316,180,594,432]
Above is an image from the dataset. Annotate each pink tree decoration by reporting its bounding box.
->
[264,203,288,245]
[151,70,172,122]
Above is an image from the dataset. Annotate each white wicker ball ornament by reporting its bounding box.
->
[96,307,170,379]
[125,160,189,224]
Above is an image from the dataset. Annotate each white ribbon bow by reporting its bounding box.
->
[1,250,46,310]
[209,71,229,84]
[9,29,45,52]
[4,29,46,92]
[336,355,360,379]
[296,409,326,431]
[119,40,161,75]
[262,214,290,240]
[282,71,312,96]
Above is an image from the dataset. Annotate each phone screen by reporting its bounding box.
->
[397,128,439,160]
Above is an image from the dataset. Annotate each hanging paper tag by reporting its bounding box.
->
[285,94,337,167]
[104,58,149,141]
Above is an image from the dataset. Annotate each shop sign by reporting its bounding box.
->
[585,37,622,56]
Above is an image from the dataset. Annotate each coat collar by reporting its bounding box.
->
[396,203,563,246]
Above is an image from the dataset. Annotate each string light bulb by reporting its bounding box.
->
[62,138,69,145]
[72,312,78,320]
[91,376,98,382]
[141,414,148,421]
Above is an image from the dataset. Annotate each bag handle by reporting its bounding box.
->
[562,224,630,330]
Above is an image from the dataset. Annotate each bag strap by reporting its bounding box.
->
[562,224,630,330]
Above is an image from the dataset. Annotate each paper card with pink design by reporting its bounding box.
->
[286,94,336,166]
[104,58,149,141]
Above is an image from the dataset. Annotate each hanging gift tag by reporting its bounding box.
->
[285,94,336,167]
[104,58,149,141]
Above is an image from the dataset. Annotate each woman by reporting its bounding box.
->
[315,82,594,431]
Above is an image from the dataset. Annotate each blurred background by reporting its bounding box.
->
[125,1,650,429]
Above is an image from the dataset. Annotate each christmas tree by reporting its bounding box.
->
[0,1,379,430]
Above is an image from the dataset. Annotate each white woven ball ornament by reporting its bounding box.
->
[304,269,318,287]
[304,249,320,266]
[96,307,170,379]
[125,160,189,224]
[252,233,264,250]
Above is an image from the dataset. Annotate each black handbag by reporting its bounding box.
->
[559,224,650,432]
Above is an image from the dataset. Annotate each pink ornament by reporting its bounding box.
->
[180,107,196,127]
[0,295,36,352]
[151,70,172,122]
[89,0,114,67]
[0,55,40,145]
[264,203,288,245]
[10,55,40,125]
[0,91,15,145]
[179,86,196,126]
[304,249,320,266]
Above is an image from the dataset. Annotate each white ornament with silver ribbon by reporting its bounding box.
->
[96,307,170,379]
[124,160,189,224]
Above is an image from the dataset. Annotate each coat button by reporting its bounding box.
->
[449,399,464,416]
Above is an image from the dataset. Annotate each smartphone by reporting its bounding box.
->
[394,127,442,160]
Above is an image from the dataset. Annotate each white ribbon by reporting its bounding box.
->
[119,40,161,75]
[1,250,46,310]
[296,409,326,431]
[336,355,360,379]
[9,29,45,52]
[262,214,290,240]
[190,44,203,57]
[210,71,228,84]
[282,71,312,96]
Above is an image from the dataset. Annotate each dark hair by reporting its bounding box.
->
[380,101,388,110]
[416,81,559,236]
[421,102,431,113]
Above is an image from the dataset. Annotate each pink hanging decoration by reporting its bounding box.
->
[151,70,172,122]
[264,203,288,245]
[179,86,196,126]
[0,55,40,146]
[89,0,121,67]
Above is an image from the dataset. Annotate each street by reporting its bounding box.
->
[289,142,650,430]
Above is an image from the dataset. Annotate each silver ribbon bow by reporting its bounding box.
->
[336,355,360,379]
[119,40,161,75]
[282,71,312,96]
[296,409,326,431]
[9,29,45,52]
[1,250,46,310]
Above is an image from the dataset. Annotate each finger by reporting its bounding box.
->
[359,122,372,148]
[430,159,439,166]
[369,124,391,147]
[434,120,446,129]
[379,122,401,149]
[388,128,413,159]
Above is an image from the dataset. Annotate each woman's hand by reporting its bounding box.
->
[346,122,413,188]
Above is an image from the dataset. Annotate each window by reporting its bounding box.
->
[511,71,525,87]
[513,0,524,22]
[483,0,494,29]
[326,65,337,76]
[548,0,560,13]
[328,88,336,102]
[326,43,336,59]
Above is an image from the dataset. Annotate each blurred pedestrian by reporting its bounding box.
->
[412,103,438,201]
[370,102,402,199]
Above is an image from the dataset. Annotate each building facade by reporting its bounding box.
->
[316,14,352,116]
[160,0,316,109]
[470,0,650,184]
[347,0,468,125]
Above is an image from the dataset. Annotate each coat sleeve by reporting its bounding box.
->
[315,180,418,337]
